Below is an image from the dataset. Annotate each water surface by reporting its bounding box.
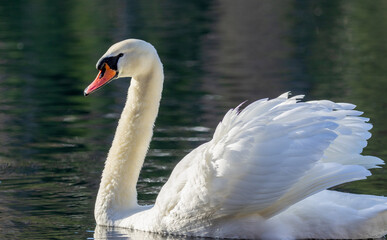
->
[0,0,386,239]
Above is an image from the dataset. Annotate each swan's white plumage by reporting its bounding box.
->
[92,39,387,239]
[153,93,381,226]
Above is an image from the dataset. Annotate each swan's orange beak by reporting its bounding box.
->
[84,64,117,96]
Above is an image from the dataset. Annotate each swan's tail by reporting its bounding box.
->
[273,190,387,239]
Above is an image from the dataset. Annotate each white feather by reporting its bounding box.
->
[92,39,387,240]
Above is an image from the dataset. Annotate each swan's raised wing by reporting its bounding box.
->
[153,93,383,228]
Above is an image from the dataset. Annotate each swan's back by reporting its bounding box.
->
[143,93,386,239]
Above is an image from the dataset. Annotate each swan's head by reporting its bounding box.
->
[84,39,158,96]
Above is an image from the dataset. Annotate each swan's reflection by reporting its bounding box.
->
[93,225,387,240]
[94,225,207,240]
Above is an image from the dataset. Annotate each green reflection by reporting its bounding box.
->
[290,0,387,195]
[338,0,387,195]
[0,0,386,239]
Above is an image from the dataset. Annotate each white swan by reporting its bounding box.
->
[84,39,387,239]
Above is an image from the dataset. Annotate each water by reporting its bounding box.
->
[0,0,386,239]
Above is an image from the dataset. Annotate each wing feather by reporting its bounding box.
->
[154,93,384,226]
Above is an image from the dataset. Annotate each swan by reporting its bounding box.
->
[84,39,387,239]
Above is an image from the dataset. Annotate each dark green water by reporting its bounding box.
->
[0,1,386,239]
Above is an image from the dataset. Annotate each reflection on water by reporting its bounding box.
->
[0,0,386,239]
[94,225,208,240]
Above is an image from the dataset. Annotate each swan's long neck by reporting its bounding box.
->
[95,57,163,223]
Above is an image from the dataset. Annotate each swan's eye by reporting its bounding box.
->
[97,53,124,71]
